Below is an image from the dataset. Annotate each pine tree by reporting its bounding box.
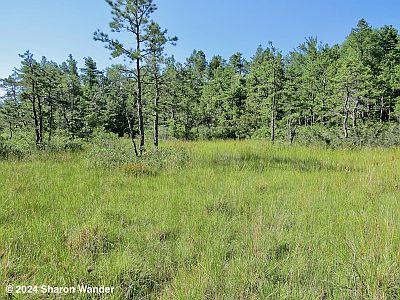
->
[247,43,284,142]
[94,0,173,155]
[145,21,177,147]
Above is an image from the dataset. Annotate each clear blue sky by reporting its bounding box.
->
[1,0,399,79]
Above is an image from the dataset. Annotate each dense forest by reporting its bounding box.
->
[1,0,400,157]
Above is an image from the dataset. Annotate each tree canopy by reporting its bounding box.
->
[1,13,400,151]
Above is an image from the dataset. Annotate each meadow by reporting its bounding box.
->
[1,140,400,299]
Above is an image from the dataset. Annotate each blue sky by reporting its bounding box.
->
[0,0,399,80]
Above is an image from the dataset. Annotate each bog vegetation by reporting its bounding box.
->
[1,0,400,299]
[1,140,400,299]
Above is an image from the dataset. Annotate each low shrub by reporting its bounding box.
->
[292,123,400,148]
[47,133,85,152]
[86,138,136,168]
[295,125,344,147]
[0,129,86,159]
[86,137,190,173]
[0,133,33,159]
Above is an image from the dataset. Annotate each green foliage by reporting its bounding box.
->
[1,18,400,149]
[86,133,189,172]
[295,125,344,147]
[0,130,35,158]
[86,133,135,168]
[0,136,25,158]
[47,133,85,152]
[2,141,400,299]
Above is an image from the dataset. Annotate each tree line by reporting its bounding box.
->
[1,0,400,154]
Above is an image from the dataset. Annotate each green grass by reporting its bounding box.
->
[1,140,400,299]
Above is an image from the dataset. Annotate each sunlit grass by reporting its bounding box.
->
[1,140,400,299]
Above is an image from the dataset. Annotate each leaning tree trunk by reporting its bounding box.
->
[126,111,139,157]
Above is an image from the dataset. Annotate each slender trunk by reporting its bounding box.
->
[352,99,359,128]
[31,83,42,146]
[154,75,160,148]
[343,113,349,139]
[36,93,44,148]
[343,88,350,139]
[321,100,326,125]
[32,98,42,145]
[9,122,13,140]
[48,102,54,145]
[136,29,145,155]
[321,77,327,125]
[271,66,276,144]
[271,107,275,143]
[126,111,139,157]
[290,127,297,144]
[171,106,176,122]
[380,96,384,122]
[63,107,70,129]
[288,119,296,144]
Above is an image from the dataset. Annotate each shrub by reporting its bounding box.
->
[86,137,190,173]
[293,123,400,148]
[351,123,400,147]
[86,139,136,168]
[0,133,33,159]
[47,133,85,152]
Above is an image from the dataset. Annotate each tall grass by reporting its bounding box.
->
[1,140,400,299]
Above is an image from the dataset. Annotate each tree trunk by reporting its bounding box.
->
[271,72,276,144]
[136,30,145,155]
[62,108,70,130]
[289,119,297,144]
[38,97,43,143]
[343,113,349,139]
[126,111,139,157]
[8,122,13,140]
[271,107,275,143]
[343,89,350,139]
[32,99,42,145]
[154,75,160,148]
[31,84,42,146]
[351,99,359,128]
[48,102,54,145]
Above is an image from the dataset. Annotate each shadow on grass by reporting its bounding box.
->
[210,152,363,173]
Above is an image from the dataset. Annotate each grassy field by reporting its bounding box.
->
[1,140,400,299]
